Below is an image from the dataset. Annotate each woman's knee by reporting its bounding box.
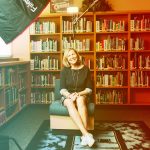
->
[64,98,74,108]
[76,96,87,108]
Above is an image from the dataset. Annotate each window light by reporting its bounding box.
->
[0,37,12,58]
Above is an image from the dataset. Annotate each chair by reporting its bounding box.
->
[49,79,95,130]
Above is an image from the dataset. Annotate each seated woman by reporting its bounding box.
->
[60,48,95,147]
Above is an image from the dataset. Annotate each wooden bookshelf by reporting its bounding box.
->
[29,11,150,105]
[0,61,30,126]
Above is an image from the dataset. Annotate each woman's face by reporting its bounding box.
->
[67,50,78,65]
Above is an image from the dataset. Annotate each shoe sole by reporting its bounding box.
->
[88,139,95,147]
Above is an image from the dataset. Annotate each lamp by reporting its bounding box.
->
[67,0,99,37]
[67,6,79,37]
[72,0,99,25]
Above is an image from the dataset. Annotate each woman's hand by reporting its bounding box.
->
[68,92,79,102]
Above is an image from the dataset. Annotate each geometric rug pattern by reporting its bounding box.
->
[72,130,126,150]
[26,120,150,150]
[95,121,150,150]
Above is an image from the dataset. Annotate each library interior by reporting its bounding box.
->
[0,0,150,150]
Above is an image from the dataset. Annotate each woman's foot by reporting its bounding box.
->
[80,133,95,147]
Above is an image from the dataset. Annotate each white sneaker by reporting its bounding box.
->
[80,133,95,147]
[80,135,87,146]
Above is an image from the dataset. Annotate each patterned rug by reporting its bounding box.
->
[95,121,150,150]
[26,120,150,150]
[72,130,126,150]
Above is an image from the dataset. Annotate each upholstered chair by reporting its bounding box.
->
[49,79,95,130]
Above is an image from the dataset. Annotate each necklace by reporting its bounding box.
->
[71,69,79,92]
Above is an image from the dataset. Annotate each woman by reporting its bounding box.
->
[60,48,95,147]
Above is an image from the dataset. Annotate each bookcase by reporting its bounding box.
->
[0,61,30,126]
[29,11,150,105]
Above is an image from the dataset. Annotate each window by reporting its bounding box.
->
[0,37,12,58]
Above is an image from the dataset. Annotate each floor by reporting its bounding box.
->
[0,104,150,150]
[0,104,49,150]
[95,105,150,128]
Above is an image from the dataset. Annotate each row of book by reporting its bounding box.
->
[30,21,56,34]
[80,57,92,69]
[30,56,59,70]
[130,72,149,87]
[96,72,124,87]
[0,70,3,86]
[96,55,126,70]
[31,91,54,104]
[31,74,56,86]
[18,74,26,89]
[130,16,150,31]
[96,19,125,32]
[4,68,17,86]
[19,93,27,109]
[0,69,27,89]
[5,87,18,108]
[96,90,125,104]
[130,37,144,50]
[96,36,126,51]
[30,39,58,52]
[62,37,90,51]
[130,55,150,69]
[29,16,150,33]
[0,94,26,123]
[0,110,6,126]
[62,18,92,33]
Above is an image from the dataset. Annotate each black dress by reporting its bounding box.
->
[60,65,92,93]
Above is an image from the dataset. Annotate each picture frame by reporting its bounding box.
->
[50,0,73,13]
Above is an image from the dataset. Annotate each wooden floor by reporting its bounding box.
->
[0,104,149,150]
[95,105,150,128]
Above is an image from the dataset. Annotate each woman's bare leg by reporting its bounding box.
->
[64,98,88,135]
[76,96,88,129]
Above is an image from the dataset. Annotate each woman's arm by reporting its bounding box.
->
[60,88,70,98]
[78,88,92,96]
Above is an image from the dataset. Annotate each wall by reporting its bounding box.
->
[109,0,150,10]
[12,0,150,60]
[12,29,30,61]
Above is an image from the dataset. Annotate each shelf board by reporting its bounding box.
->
[0,61,30,67]
[30,51,61,54]
[130,31,150,33]
[31,69,60,72]
[78,51,94,54]
[31,85,54,89]
[96,50,128,53]
[96,69,128,72]
[130,50,150,53]
[96,86,128,89]
[96,31,128,34]
[130,69,150,71]
[130,86,150,89]
[62,32,94,35]
[30,33,60,36]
